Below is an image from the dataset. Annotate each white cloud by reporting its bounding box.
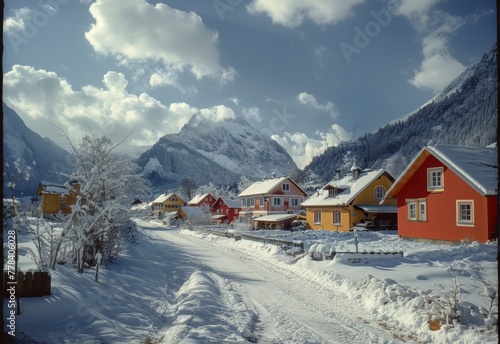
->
[408,35,466,93]
[272,124,352,169]
[198,105,237,123]
[242,107,262,123]
[247,0,364,28]
[3,65,199,148]
[297,92,338,118]
[3,7,35,35]
[391,0,470,94]
[85,0,235,86]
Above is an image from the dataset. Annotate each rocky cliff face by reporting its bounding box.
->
[136,113,298,190]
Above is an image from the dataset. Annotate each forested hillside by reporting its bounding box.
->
[305,43,497,183]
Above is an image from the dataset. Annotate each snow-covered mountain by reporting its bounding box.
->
[3,103,75,197]
[305,42,498,184]
[136,113,298,190]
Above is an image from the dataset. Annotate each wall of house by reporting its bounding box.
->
[305,207,352,231]
[42,194,73,214]
[397,155,494,243]
[353,174,396,205]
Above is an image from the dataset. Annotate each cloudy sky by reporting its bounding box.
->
[3,0,496,168]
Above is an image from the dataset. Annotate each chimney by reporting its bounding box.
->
[350,163,361,180]
[334,168,341,180]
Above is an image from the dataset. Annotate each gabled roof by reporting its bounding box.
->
[216,196,241,208]
[38,181,68,195]
[153,193,176,204]
[301,169,390,207]
[187,193,213,205]
[385,144,498,198]
[179,206,208,219]
[238,177,307,197]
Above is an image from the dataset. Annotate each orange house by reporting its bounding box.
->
[36,181,78,215]
[384,145,498,243]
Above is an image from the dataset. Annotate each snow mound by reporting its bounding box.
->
[161,271,257,343]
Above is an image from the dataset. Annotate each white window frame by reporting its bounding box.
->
[427,167,444,191]
[282,183,290,192]
[419,200,427,222]
[290,198,299,207]
[272,197,283,206]
[328,189,337,197]
[374,186,385,200]
[314,211,322,224]
[408,201,417,221]
[333,211,341,225]
[456,200,474,226]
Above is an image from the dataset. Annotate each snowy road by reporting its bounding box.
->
[144,225,401,343]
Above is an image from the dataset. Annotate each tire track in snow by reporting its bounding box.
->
[169,230,402,343]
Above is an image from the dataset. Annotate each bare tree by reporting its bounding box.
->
[178,178,199,201]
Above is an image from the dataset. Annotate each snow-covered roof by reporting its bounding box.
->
[218,196,241,208]
[253,214,297,222]
[180,206,208,219]
[386,144,498,198]
[39,181,68,195]
[301,169,388,207]
[153,193,176,204]
[238,177,287,197]
[427,145,498,195]
[187,193,212,205]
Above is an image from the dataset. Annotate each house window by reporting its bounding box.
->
[427,167,444,191]
[314,211,322,224]
[290,198,299,207]
[328,189,337,197]
[235,209,238,214]
[282,183,290,192]
[272,198,282,206]
[457,201,474,226]
[408,201,417,220]
[374,186,385,199]
[419,201,427,221]
[407,199,427,221]
[250,198,255,207]
[260,197,264,207]
[333,211,341,225]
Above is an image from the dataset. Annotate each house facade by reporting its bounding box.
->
[211,196,241,224]
[384,145,498,243]
[237,176,307,228]
[36,181,78,215]
[302,166,396,231]
[187,193,216,208]
[152,193,185,217]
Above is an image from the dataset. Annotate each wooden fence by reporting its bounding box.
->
[199,228,304,252]
[3,271,51,298]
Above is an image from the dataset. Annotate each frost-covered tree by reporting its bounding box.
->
[51,134,150,272]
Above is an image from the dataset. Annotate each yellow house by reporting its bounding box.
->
[152,193,185,217]
[301,165,397,231]
[36,181,78,215]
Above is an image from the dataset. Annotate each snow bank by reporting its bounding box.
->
[161,271,257,343]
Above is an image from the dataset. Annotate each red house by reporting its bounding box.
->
[384,144,498,243]
[187,193,216,208]
[211,196,241,224]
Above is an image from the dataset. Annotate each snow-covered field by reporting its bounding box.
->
[3,218,498,343]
